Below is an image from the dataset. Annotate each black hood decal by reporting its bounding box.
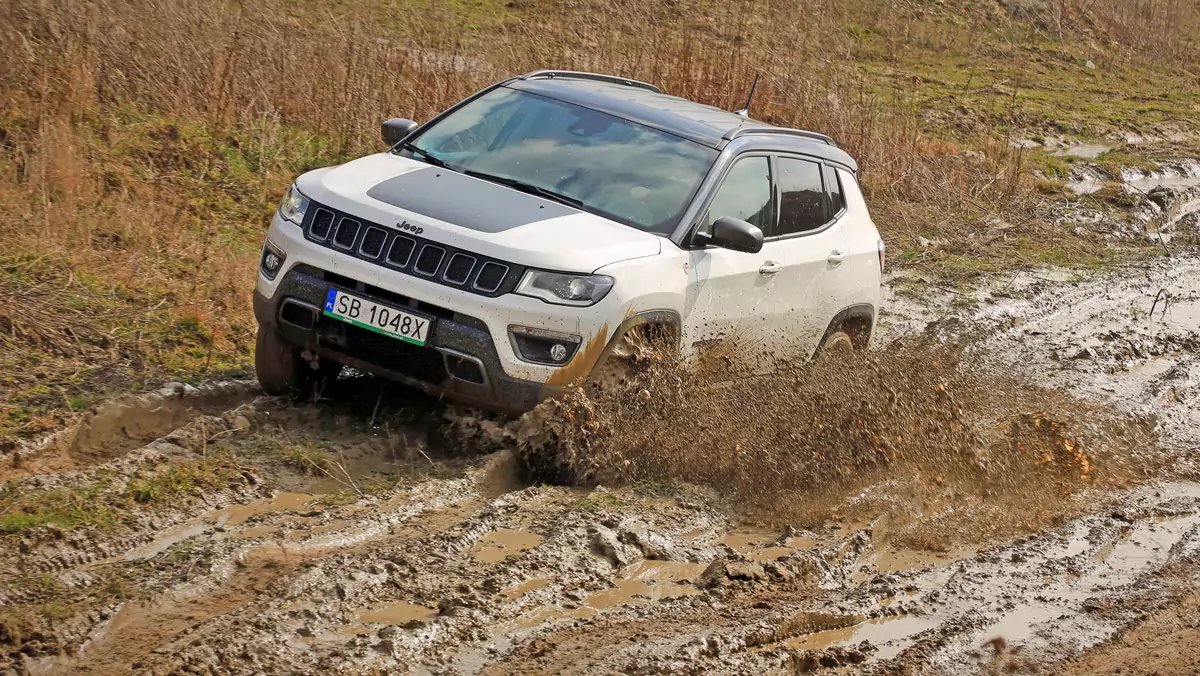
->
[366,166,578,233]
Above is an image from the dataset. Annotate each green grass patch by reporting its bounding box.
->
[573,491,625,512]
[0,483,118,534]
[126,460,241,504]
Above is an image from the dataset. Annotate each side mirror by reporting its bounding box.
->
[707,216,763,253]
[381,118,419,146]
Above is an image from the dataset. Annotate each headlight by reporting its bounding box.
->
[515,270,614,306]
[279,184,309,225]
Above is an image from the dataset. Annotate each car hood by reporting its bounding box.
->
[295,153,662,273]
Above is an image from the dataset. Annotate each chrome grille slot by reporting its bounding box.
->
[473,262,509,293]
[386,236,416,268]
[310,208,335,240]
[443,253,476,285]
[414,245,445,276]
[359,227,387,259]
[332,217,361,250]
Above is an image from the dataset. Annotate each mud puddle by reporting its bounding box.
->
[3,380,258,483]
[470,529,543,563]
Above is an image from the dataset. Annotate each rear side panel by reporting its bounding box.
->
[832,169,883,342]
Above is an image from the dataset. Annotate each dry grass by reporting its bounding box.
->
[0,0,1197,442]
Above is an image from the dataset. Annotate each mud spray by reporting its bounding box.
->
[458,322,1163,550]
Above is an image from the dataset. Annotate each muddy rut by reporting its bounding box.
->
[3,255,1200,675]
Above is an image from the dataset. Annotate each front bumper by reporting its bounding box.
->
[254,266,563,414]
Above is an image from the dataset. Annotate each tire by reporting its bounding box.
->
[255,329,309,396]
[586,324,671,393]
[815,328,855,361]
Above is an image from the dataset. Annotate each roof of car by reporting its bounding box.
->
[505,74,857,170]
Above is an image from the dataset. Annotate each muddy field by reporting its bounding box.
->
[3,255,1200,675]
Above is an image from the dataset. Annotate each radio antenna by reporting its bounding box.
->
[734,72,760,117]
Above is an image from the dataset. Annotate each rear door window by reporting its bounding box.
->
[825,164,845,217]
[776,157,827,236]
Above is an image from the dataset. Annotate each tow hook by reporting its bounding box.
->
[301,350,321,370]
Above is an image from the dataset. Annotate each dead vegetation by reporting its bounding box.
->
[0,0,1198,443]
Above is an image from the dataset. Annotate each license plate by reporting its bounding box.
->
[323,289,431,346]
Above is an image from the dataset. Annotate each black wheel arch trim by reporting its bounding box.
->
[589,309,682,375]
[822,303,876,349]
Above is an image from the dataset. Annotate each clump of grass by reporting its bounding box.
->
[279,445,334,476]
[573,491,625,513]
[126,460,240,504]
[0,458,242,534]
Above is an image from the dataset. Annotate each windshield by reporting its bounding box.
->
[399,87,718,234]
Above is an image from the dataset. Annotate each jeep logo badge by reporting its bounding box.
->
[396,220,424,236]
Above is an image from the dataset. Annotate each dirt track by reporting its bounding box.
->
[3,256,1200,675]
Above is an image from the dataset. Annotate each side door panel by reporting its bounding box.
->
[832,167,884,321]
[682,241,788,358]
[776,223,849,358]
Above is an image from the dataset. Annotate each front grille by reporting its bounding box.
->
[300,202,525,297]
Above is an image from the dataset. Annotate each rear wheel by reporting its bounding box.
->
[815,328,855,361]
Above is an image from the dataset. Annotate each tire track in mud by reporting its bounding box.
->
[2,380,259,484]
[31,483,488,675]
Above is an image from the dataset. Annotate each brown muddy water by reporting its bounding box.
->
[4,254,1200,675]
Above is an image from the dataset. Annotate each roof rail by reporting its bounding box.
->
[724,126,835,146]
[518,70,662,94]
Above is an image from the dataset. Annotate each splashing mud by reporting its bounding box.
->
[493,326,1161,549]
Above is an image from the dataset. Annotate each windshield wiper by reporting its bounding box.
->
[462,169,587,211]
[399,141,451,169]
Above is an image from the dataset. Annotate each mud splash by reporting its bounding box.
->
[511,329,1159,550]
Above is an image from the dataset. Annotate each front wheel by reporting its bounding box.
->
[255,330,341,396]
[255,329,307,396]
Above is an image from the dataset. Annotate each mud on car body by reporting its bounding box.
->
[253,70,885,413]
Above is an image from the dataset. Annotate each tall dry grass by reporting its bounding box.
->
[0,0,1195,438]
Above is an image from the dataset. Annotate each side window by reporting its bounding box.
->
[825,164,845,216]
[701,156,772,235]
[776,157,827,236]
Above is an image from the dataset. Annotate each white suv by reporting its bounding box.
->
[253,71,884,413]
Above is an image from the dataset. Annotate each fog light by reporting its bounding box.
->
[509,326,582,366]
[260,240,287,280]
[549,343,568,362]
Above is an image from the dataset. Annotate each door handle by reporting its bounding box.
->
[759,261,782,275]
[827,250,847,266]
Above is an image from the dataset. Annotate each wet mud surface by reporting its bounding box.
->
[3,256,1200,674]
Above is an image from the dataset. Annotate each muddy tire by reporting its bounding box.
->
[586,325,671,394]
[255,329,309,396]
[815,329,855,361]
